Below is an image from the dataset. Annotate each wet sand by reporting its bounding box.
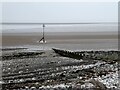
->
[2,32,118,46]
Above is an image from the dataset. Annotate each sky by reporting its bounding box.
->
[1,1,118,33]
[2,2,118,23]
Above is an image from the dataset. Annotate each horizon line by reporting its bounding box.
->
[1,22,118,25]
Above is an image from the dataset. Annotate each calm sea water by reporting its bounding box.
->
[2,23,118,33]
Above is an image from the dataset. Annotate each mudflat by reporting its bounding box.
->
[2,32,118,46]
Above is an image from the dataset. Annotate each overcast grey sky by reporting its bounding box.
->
[2,2,118,23]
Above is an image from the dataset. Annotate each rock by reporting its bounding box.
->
[89,78,107,90]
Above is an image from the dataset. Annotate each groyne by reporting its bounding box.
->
[52,48,119,62]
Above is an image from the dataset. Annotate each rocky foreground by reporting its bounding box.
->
[0,48,120,90]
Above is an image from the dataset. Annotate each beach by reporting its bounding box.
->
[1,47,119,90]
[1,1,119,89]
[1,31,119,90]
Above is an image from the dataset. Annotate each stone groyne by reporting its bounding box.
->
[52,48,119,62]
